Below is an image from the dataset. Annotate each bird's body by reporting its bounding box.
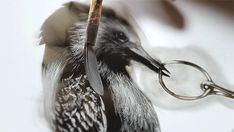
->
[41,2,165,132]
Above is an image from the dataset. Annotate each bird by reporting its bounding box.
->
[40,2,168,132]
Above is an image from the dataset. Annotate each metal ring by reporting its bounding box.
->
[158,60,213,101]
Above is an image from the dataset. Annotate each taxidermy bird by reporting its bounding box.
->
[41,2,168,132]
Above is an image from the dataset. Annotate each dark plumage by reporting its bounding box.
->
[41,2,167,132]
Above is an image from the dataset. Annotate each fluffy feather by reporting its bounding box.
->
[42,61,65,129]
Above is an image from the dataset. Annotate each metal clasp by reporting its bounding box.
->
[201,81,234,99]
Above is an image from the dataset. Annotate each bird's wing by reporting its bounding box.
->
[54,73,107,132]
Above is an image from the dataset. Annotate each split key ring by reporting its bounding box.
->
[158,60,234,101]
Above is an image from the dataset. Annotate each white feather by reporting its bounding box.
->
[100,64,160,132]
[42,62,65,129]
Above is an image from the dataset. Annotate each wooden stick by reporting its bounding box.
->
[86,0,103,47]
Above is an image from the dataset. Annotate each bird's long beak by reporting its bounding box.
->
[129,46,170,76]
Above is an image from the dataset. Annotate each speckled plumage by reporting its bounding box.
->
[55,74,107,132]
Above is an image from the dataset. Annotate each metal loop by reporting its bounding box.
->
[158,60,234,101]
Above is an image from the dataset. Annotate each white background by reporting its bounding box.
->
[0,0,233,132]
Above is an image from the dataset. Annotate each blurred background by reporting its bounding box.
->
[0,0,233,132]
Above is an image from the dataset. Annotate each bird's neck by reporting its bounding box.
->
[99,64,160,131]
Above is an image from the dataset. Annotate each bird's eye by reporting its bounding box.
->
[113,31,128,43]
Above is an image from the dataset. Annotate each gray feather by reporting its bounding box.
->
[85,46,104,95]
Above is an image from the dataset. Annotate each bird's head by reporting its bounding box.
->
[40,2,168,76]
[92,13,169,75]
